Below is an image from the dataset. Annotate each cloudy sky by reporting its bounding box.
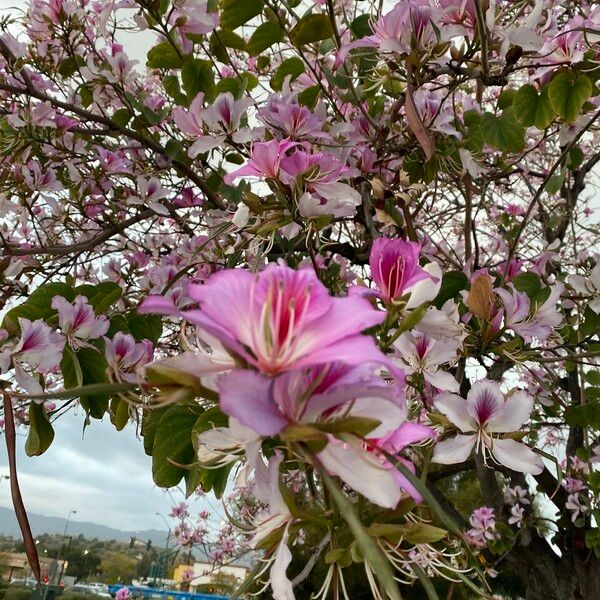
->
[0,0,213,534]
[0,411,218,532]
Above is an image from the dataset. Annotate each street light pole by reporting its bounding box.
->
[82,550,89,583]
[55,509,77,586]
[154,513,171,590]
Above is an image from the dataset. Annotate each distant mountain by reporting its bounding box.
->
[0,507,168,546]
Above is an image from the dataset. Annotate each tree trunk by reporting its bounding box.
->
[507,545,600,600]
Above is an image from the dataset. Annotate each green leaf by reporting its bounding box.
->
[152,404,204,487]
[146,42,184,69]
[110,396,130,431]
[290,14,333,47]
[270,57,304,91]
[481,108,525,153]
[565,403,600,428]
[75,281,122,313]
[319,469,401,600]
[367,523,447,545]
[142,406,170,456]
[108,313,163,343]
[209,30,246,63]
[314,416,381,437]
[60,347,110,419]
[548,70,593,123]
[497,88,517,110]
[80,85,93,108]
[221,0,263,30]
[163,75,184,102]
[25,402,55,457]
[513,84,554,129]
[433,271,468,309]
[545,171,565,195]
[580,306,600,338]
[586,370,600,386]
[247,21,284,55]
[350,14,373,39]
[58,57,80,78]
[298,85,321,109]
[111,108,132,127]
[567,146,585,169]
[181,58,215,102]
[512,273,542,298]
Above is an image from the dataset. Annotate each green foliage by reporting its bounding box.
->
[433,271,468,309]
[270,57,304,91]
[481,108,525,153]
[107,313,162,343]
[3,588,30,600]
[548,70,593,123]
[25,401,55,457]
[2,281,121,335]
[350,14,373,38]
[565,402,600,428]
[512,272,542,299]
[247,21,284,55]
[220,0,263,30]
[150,403,204,487]
[181,58,215,102]
[289,14,334,47]
[146,42,184,69]
[513,84,554,129]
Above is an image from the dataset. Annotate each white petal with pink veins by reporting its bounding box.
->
[488,390,534,433]
[434,392,475,433]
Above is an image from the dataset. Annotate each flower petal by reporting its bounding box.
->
[318,437,401,509]
[270,525,295,600]
[433,392,475,433]
[488,390,533,433]
[218,370,288,436]
[466,380,504,427]
[489,438,544,474]
[432,434,476,464]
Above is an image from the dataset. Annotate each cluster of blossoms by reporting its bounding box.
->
[465,507,500,548]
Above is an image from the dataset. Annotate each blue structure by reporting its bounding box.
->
[106,585,228,600]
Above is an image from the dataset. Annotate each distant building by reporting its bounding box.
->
[171,550,254,592]
[0,552,67,584]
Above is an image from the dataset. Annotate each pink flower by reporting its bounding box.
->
[51,295,109,349]
[217,363,405,437]
[115,588,129,600]
[496,282,563,343]
[104,332,153,383]
[6,318,65,393]
[224,139,299,185]
[432,380,544,474]
[259,95,326,140]
[369,237,435,304]
[394,330,460,392]
[466,506,500,547]
[182,263,387,375]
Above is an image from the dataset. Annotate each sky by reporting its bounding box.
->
[0,410,218,532]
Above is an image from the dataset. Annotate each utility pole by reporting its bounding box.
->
[55,509,77,586]
[154,513,171,589]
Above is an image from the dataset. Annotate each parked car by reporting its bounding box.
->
[10,577,38,588]
[87,583,111,598]
[65,584,110,597]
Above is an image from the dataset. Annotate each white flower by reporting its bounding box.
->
[432,380,544,474]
